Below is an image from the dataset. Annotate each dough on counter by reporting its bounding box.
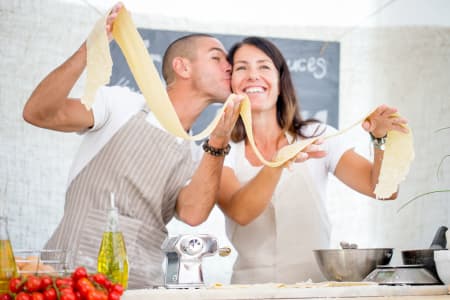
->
[209,281,377,289]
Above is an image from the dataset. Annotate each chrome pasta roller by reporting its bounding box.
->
[161,234,230,288]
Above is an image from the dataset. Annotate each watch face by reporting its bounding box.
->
[376,143,386,151]
[372,135,386,150]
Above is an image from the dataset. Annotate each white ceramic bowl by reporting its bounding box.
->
[434,250,450,284]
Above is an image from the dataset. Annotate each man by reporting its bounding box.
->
[23,4,241,288]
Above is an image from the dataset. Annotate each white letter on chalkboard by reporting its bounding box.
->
[314,58,327,79]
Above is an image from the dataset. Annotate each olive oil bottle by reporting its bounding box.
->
[0,216,18,294]
[97,194,129,289]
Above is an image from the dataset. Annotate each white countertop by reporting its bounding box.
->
[123,283,450,300]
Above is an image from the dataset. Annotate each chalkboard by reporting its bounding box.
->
[109,29,340,133]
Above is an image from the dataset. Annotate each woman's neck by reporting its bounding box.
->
[251,110,283,145]
[245,110,288,164]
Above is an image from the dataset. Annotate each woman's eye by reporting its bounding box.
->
[234,66,245,71]
[212,56,220,61]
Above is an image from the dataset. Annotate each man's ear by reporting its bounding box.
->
[172,57,191,79]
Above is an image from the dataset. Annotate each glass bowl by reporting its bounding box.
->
[14,249,70,277]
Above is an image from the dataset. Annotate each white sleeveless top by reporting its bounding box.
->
[224,125,351,283]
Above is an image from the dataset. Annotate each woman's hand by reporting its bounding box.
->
[362,104,409,138]
[284,138,327,169]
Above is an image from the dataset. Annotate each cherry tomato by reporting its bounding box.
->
[65,278,74,289]
[0,293,12,300]
[60,293,76,300]
[86,290,107,300]
[25,276,42,293]
[74,291,82,300]
[56,277,74,289]
[109,284,124,296]
[72,267,88,282]
[60,288,76,300]
[42,288,57,300]
[15,292,32,300]
[103,278,112,290]
[9,277,24,293]
[55,278,66,288]
[31,292,44,300]
[92,273,107,286]
[108,291,121,300]
[39,275,53,290]
[59,287,74,295]
[76,278,95,298]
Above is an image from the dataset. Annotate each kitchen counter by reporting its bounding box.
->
[123,283,450,300]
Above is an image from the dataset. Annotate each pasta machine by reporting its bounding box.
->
[161,234,230,288]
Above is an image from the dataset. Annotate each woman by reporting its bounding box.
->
[217,37,408,284]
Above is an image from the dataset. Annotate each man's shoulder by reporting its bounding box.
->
[96,85,146,112]
[99,85,142,98]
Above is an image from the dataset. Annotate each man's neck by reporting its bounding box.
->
[167,88,210,132]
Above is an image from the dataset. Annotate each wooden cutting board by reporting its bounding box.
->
[123,284,449,300]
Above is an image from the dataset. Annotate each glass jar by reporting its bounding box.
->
[0,216,18,294]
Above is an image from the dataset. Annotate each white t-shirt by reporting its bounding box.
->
[67,86,199,186]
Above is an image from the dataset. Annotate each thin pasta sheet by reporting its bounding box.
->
[82,6,414,198]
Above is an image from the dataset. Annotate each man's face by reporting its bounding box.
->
[190,37,232,102]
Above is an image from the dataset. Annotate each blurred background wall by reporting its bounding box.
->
[1,0,449,284]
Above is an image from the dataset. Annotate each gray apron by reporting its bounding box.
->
[45,111,195,288]
[226,141,330,284]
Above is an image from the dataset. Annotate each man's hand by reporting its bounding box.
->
[208,94,245,148]
[362,104,409,138]
[106,2,124,41]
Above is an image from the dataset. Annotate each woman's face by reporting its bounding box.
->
[231,44,280,112]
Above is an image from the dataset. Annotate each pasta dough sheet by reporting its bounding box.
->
[82,6,414,198]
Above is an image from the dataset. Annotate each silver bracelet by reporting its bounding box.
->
[370,132,387,150]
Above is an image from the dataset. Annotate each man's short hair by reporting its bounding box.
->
[162,34,214,85]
